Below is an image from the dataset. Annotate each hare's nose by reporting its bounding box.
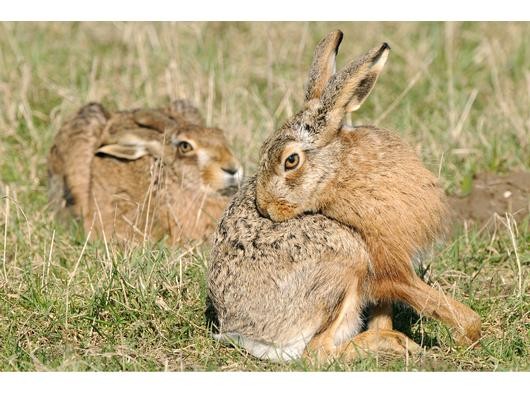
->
[222,166,244,188]
[256,201,270,219]
[222,167,239,176]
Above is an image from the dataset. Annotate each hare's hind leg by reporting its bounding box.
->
[53,103,109,223]
[307,318,419,363]
[304,278,362,360]
[341,329,421,360]
[367,301,393,330]
[395,276,481,345]
[304,279,419,363]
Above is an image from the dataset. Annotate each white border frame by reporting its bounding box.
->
[2,0,530,21]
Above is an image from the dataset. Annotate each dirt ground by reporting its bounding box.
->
[449,170,530,229]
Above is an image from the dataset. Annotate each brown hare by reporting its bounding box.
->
[48,100,243,245]
[254,30,481,343]
[207,31,480,362]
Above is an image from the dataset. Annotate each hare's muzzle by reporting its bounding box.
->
[222,167,239,176]
[255,185,280,220]
[255,190,300,222]
[222,166,244,188]
[256,201,271,219]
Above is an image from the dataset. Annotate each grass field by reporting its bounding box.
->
[0,22,528,371]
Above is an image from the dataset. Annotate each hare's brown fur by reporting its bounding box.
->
[254,31,480,342]
[48,100,242,245]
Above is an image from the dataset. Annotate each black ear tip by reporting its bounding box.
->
[337,31,344,47]
[371,42,391,65]
[331,29,344,44]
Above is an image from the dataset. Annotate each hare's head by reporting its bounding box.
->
[96,109,243,195]
[255,30,390,221]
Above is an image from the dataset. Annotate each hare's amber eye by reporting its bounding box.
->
[177,141,193,154]
[284,153,300,171]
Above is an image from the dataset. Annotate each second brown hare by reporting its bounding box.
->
[207,31,481,362]
[48,100,243,245]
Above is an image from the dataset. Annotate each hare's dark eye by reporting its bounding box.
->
[177,141,193,154]
[284,153,300,171]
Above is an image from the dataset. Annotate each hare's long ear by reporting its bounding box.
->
[96,144,148,160]
[304,30,344,104]
[320,43,390,129]
[166,99,205,126]
[133,109,176,132]
[96,132,163,160]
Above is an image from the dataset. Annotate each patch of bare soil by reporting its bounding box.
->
[449,170,530,228]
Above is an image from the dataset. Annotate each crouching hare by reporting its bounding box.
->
[207,31,480,362]
[48,100,243,245]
